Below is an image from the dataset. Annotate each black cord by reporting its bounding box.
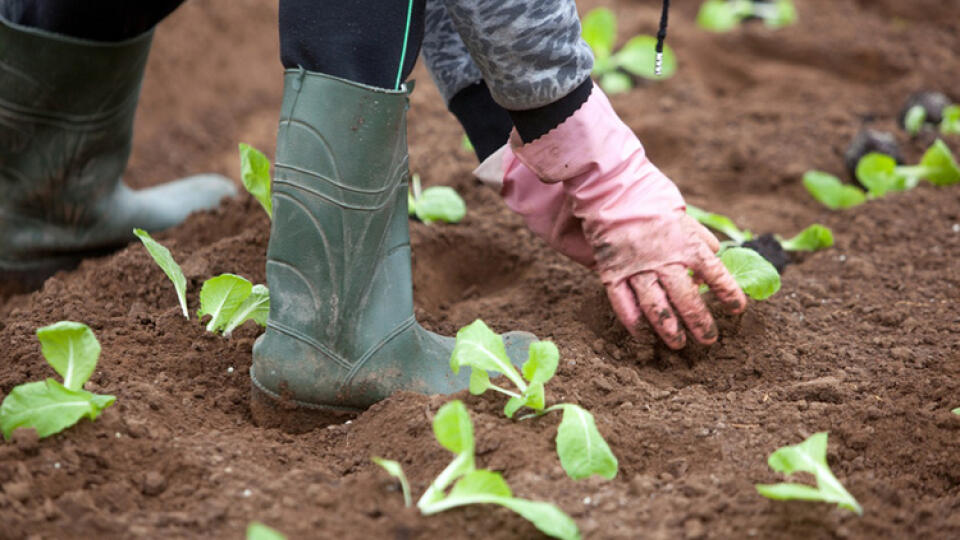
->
[655,0,670,75]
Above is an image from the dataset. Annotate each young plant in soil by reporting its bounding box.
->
[239,143,273,219]
[0,322,116,440]
[134,228,189,318]
[697,0,797,33]
[246,522,286,540]
[373,400,581,540]
[899,91,960,137]
[686,204,833,275]
[408,173,467,224]
[581,7,677,94]
[756,432,863,515]
[449,320,618,481]
[843,129,904,181]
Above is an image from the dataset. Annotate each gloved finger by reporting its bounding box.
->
[628,273,686,349]
[694,244,748,315]
[683,214,721,253]
[606,281,644,339]
[658,264,719,346]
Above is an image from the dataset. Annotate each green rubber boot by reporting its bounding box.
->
[250,70,534,431]
[0,17,236,294]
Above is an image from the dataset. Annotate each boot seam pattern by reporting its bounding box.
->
[249,367,363,413]
[343,315,417,385]
[265,319,354,371]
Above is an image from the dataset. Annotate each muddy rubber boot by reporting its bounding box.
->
[0,17,236,294]
[250,70,535,431]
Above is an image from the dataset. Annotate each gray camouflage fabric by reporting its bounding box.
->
[421,0,593,111]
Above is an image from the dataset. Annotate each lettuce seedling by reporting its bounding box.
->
[197,274,269,336]
[858,140,960,192]
[133,228,189,318]
[904,105,926,137]
[581,7,676,94]
[239,143,273,219]
[246,522,286,540]
[756,432,863,515]
[952,407,959,415]
[941,105,960,136]
[374,400,581,540]
[449,320,618,481]
[686,205,752,245]
[408,174,467,224]
[899,92,959,136]
[720,247,781,300]
[697,0,797,32]
[0,322,116,440]
[802,171,866,210]
[778,224,834,252]
[461,134,474,153]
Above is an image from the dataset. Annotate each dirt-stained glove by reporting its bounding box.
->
[504,85,747,349]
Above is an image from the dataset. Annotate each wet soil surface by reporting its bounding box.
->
[2,0,959,538]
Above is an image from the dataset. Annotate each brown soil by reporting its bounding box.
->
[2,0,960,538]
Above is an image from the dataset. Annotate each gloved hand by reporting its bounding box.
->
[502,85,747,349]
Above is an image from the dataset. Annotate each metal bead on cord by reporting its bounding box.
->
[655,0,670,76]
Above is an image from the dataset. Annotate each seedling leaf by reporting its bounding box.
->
[415,186,467,224]
[686,205,751,243]
[756,432,862,515]
[433,400,474,456]
[0,379,115,440]
[855,153,909,197]
[36,321,100,391]
[696,0,744,32]
[779,224,834,252]
[461,134,474,152]
[372,457,412,507]
[721,247,781,300]
[904,104,927,136]
[553,404,618,480]
[505,382,545,418]
[522,341,559,385]
[223,284,269,337]
[450,320,526,392]
[952,407,960,415]
[450,470,512,498]
[918,139,960,186]
[599,71,632,95]
[802,170,866,209]
[614,36,677,79]
[469,369,491,395]
[765,0,798,28]
[239,143,273,219]
[197,274,254,333]
[581,7,617,61]
[246,522,287,540]
[941,105,960,135]
[133,228,189,318]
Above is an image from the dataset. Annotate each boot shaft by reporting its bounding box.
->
[0,17,151,222]
[266,70,416,364]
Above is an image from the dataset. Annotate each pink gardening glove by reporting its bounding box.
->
[506,85,747,349]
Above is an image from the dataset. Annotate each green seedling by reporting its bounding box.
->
[133,228,189,318]
[856,139,960,196]
[904,105,926,136]
[697,0,797,32]
[778,224,834,252]
[239,142,273,219]
[246,522,286,540]
[461,134,474,153]
[408,173,467,224]
[941,105,960,135]
[719,247,781,300]
[0,322,116,440]
[374,400,581,540]
[197,274,270,336]
[952,408,959,415]
[581,7,676,94]
[449,320,618,481]
[802,170,867,210]
[686,205,752,245]
[756,432,862,515]
[687,205,833,252]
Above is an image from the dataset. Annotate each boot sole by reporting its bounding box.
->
[249,368,362,433]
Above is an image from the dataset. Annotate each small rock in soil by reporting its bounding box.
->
[844,129,904,181]
[142,471,167,496]
[742,233,790,273]
[898,90,951,129]
[11,428,38,455]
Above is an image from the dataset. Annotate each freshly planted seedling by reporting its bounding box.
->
[719,247,781,300]
[197,274,270,336]
[0,322,116,440]
[697,0,797,33]
[941,105,960,136]
[246,522,286,540]
[844,129,903,180]
[581,7,676,94]
[461,134,474,153]
[802,170,867,210]
[953,408,960,415]
[857,139,960,192]
[756,432,863,515]
[133,228,189,318]
[687,205,833,275]
[408,174,467,224]
[239,142,273,219]
[898,91,953,136]
[904,105,927,137]
[374,400,581,540]
[449,320,618,481]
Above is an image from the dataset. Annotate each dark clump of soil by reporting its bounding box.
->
[843,129,903,181]
[742,233,790,272]
[2,1,960,539]
[898,90,952,128]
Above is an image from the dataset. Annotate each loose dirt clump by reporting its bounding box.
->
[2,1,959,538]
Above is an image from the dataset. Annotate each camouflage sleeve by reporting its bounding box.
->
[422,0,594,111]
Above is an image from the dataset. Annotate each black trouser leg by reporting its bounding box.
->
[279,0,426,90]
[0,0,186,41]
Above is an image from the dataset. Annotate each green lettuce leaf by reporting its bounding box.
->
[415,186,467,224]
[553,404,618,480]
[581,7,617,62]
[599,71,633,94]
[246,522,287,540]
[696,0,745,32]
[940,104,960,135]
[239,143,273,219]
[372,457,412,507]
[36,321,100,391]
[133,228,189,318]
[686,205,751,243]
[197,274,254,333]
[0,379,115,440]
[756,432,862,515]
[904,104,927,136]
[613,35,677,79]
[918,139,960,186]
[450,320,526,392]
[802,170,866,210]
[721,247,781,300]
[223,284,269,337]
[779,224,834,252]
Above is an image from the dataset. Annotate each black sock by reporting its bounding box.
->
[447,81,514,162]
